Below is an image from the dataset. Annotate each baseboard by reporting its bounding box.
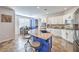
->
[0,38,14,44]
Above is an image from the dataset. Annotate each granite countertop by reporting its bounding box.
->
[28,29,52,40]
[47,27,79,30]
[47,24,79,30]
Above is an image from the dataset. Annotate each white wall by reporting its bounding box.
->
[0,7,15,43]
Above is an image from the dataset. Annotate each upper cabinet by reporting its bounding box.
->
[63,12,74,24]
[56,16,63,24]
[47,7,78,24]
[47,15,63,24]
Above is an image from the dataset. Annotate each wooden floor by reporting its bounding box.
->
[51,36,73,52]
[0,35,74,52]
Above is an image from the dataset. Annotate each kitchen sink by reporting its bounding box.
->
[40,30,48,33]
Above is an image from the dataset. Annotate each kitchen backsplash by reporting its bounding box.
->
[47,24,65,29]
[47,24,79,30]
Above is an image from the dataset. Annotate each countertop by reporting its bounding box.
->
[47,28,76,30]
[47,24,79,30]
[47,28,78,30]
[28,29,52,40]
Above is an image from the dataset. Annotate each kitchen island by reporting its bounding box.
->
[28,29,52,52]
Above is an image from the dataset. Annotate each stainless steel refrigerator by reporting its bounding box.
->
[73,8,79,51]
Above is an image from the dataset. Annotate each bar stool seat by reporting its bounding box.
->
[30,41,40,52]
[30,41,40,48]
[24,34,31,39]
[25,39,40,52]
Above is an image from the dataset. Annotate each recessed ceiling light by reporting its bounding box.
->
[46,12,48,14]
[64,8,67,10]
[37,6,40,9]
[44,9,47,11]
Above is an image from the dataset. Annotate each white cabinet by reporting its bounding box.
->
[56,16,63,24]
[61,29,74,43]
[66,30,74,43]
[47,15,63,24]
[52,29,60,36]
[47,28,62,37]
[47,28,51,32]
[61,30,67,39]
[51,29,57,36]
[47,28,74,43]
[47,17,52,24]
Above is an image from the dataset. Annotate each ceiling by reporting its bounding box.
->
[10,6,74,18]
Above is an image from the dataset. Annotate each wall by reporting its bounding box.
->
[0,7,15,43]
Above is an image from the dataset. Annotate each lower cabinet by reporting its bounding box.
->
[47,28,62,37]
[61,29,74,43]
[61,30,66,39]
[65,30,74,43]
[47,28,74,51]
[47,28,74,43]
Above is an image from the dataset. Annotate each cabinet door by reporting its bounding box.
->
[66,30,74,43]
[53,29,61,36]
[50,29,55,35]
[53,29,57,36]
[61,30,74,43]
[57,16,63,24]
[61,30,66,39]
[47,28,51,32]
[58,29,62,37]
[47,18,51,24]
